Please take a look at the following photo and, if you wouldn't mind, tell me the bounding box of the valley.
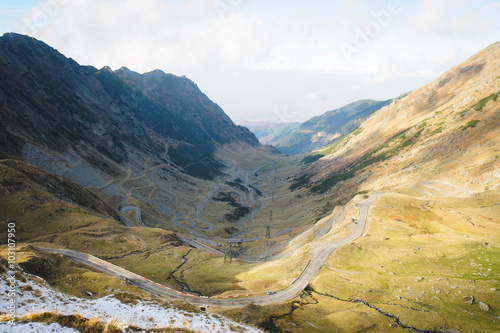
[5,174,497,332]
[0,33,499,333]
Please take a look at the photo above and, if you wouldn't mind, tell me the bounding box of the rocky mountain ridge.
[0,33,263,183]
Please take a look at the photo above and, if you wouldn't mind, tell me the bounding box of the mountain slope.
[274,99,392,155]
[0,158,180,248]
[291,42,500,198]
[0,33,262,182]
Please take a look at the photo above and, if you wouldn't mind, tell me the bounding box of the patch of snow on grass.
[0,322,79,332]
[0,274,261,332]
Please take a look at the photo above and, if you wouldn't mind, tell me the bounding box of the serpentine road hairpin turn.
[120,206,146,227]
[38,192,384,307]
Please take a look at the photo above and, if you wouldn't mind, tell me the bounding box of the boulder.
[478,302,490,311]
[462,296,474,304]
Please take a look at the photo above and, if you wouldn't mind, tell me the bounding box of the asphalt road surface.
[117,213,134,227]
[38,192,383,307]
[121,206,146,227]
[176,234,224,257]
[421,181,449,197]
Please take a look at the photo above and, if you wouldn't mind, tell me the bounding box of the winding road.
[172,157,286,240]
[120,206,146,227]
[176,235,224,257]
[171,182,261,236]
[38,192,383,307]
[112,157,295,244]
[117,212,135,227]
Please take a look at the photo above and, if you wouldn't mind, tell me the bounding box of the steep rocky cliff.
[0,33,261,182]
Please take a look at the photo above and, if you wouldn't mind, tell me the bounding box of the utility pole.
[272,192,275,202]
[266,211,274,241]
[222,242,238,263]
[224,242,232,263]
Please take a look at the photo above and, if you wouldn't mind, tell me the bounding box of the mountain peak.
[100,65,114,72]
[1,32,60,56]
[0,34,262,181]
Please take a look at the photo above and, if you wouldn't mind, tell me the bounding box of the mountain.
[292,42,500,199]
[1,33,499,333]
[273,99,393,155]
[0,33,265,183]
[238,121,300,145]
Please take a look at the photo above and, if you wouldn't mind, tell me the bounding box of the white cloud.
[17,0,275,74]
[413,0,495,35]
[306,91,329,101]
[371,56,435,83]
[369,39,466,83]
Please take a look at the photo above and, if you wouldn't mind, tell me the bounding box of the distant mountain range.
[276,99,393,155]
[0,33,264,182]
[0,33,282,234]
[238,121,300,146]
[243,99,393,155]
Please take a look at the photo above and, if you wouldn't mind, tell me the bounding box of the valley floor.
[1,157,499,332]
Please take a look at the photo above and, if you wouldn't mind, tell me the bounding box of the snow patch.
[0,274,262,332]
[0,322,79,333]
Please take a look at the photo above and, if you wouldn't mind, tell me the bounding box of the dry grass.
[17,312,122,333]
[215,189,499,332]
[142,328,197,333]
[284,190,500,332]
[108,246,191,289]
[0,247,151,299]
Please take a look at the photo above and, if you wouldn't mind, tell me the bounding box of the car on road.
[266,291,276,295]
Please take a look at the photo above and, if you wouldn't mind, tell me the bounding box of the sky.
[0,0,499,123]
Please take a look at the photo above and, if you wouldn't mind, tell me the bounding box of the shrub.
[462,120,480,131]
